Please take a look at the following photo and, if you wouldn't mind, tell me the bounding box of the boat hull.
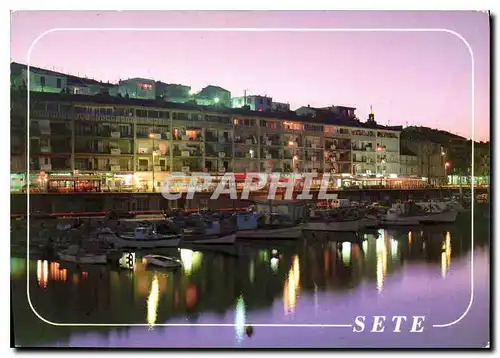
[58,253,108,264]
[236,226,302,240]
[379,218,420,226]
[145,257,182,269]
[303,218,374,232]
[418,210,457,224]
[191,233,237,245]
[110,235,182,248]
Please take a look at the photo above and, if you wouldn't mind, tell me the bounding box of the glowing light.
[179,249,203,276]
[362,240,368,253]
[284,256,301,315]
[149,133,155,138]
[147,275,159,328]
[445,161,451,168]
[390,239,398,260]
[214,97,220,103]
[270,257,279,272]
[234,295,246,343]
[376,237,388,293]
[342,242,351,265]
[288,141,294,146]
[293,155,298,160]
[441,232,452,278]
[408,231,412,245]
[37,260,48,288]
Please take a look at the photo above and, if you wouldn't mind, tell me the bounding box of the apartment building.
[12,90,403,192]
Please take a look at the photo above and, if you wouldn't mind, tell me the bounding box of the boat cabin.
[254,200,308,223]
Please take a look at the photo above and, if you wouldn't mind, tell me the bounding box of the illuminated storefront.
[447,174,489,186]
[10,173,26,192]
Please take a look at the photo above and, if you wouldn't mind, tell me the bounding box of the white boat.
[58,248,108,265]
[191,233,237,245]
[382,203,457,226]
[143,254,182,269]
[106,226,183,249]
[236,200,307,240]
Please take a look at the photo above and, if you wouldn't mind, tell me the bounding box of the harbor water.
[11,208,490,348]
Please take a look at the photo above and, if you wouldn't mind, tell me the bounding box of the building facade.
[155,82,192,103]
[232,95,272,112]
[196,85,231,107]
[11,63,67,94]
[12,91,402,193]
[110,78,156,100]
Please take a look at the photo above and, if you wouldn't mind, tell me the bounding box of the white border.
[26,27,474,329]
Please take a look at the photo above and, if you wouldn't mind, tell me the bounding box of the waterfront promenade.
[11,186,485,218]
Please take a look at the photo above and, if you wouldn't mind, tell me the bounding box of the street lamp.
[445,161,451,183]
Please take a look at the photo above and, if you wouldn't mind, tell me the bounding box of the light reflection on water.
[147,275,159,328]
[11,219,490,347]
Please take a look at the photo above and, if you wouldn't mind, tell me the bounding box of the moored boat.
[105,224,183,249]
[57,246,108,264]
[235,201,306,240]
[191,232,237,245]
[382,202,457,226]
[143,254,182,269]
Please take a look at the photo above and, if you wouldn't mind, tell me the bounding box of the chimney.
[307,104,310,108]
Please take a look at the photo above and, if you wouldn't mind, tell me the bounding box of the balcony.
[234,136,257,145]
[30,110,68,120]
[352,146,374,152]
[305,142,321,150]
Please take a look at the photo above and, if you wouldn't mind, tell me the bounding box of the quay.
[10,186,485,218]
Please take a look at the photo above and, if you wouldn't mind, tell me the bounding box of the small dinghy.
[57,246,108,265]
[108,224,183,249]
[143,254,182,269]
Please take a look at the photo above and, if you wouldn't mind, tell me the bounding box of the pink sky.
[10,11,490,141]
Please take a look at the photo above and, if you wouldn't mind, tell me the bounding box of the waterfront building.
[400,128,447,185]
[11,90,404,193]
[399,148,419,177]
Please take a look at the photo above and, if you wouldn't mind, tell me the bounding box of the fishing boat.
[381,202,457,226]
[143,254,182,269]
[415,200,468,213]
[191,232,237,245]
[104,224,183,249]
[57,246,108,265]
[179,215,238,245]
[235,201,306,240]
[304,207,378,232]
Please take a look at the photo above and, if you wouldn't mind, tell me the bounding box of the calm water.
[11,211,490,348]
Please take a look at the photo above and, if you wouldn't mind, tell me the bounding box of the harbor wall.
[10,187,485,216]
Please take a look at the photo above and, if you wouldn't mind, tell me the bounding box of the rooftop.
[12,89,401,131]
[11,62,114,88]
